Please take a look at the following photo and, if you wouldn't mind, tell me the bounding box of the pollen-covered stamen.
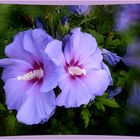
[68,66,86,76]
[17,68,44,81]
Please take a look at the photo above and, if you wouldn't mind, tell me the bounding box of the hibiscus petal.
[5,32,33,64]
[23,29,53,60]
[4,78,29,110]
[0,58,32,82]
[23,29,41,60]
[82,69,110,96]
[40,54,60,92]
[81,47,103,71]
[101,62,113,85]
[16,84,56,125]
[44,39,65,65]
[32,29,53,51]
[63,28,97,64]
[57,76,93,108]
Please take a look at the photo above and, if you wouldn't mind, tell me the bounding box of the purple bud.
[108,86,122,99]
[61,16,69,26]
[102,49,121,65]
[35,17,46,30]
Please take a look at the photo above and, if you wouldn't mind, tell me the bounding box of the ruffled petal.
[81,47,103,71]
[4,78,30,110]
[63,28,97,64]
[57,76,93,108]
[16,84,56,125]
[82,69,110,96]
[5,32,34,64]
[40,54,60,92]
[31,29,53,51]
[44,39,65,65]
[101,62,113,85]
[23,29,53,60]
[0,58,32,82]
[23,29,41,60]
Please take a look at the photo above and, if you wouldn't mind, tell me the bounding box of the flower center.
[67,66,86,76]
[17,68,44,81]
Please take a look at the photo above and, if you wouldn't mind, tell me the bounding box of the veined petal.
[40,54,60,92]
[0,58,32,82]
[5,32,34,64]
[81,47,103,71]
[31,29,53,51]
[44,39,65,65]
[57,76,93,108]
[82,69,110,96]
[63,28,97,64]
[23,29,53,58]
[23,29,41,60]
[17,84,56,125]
[4,78,30,110]
[101,62,113,85]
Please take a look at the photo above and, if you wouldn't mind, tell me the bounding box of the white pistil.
[68,66,86,76]
[17,68,44,81]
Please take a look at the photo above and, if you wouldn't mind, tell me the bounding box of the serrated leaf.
[81,108,91,128]
[117,71,129,88]
[94,101,105,111]
[94,93,120,111]
[99,98,120,108]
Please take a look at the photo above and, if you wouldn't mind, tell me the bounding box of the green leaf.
[117,71,129,88]
[5,114,18,135]
[94,101,105,111]
[94,93,120,111]
[81,108,91,128]
[57,22,69,39]
[99,98,120,108]
[0,103,6,111]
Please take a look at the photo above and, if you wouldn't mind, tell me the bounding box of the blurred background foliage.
[0,4,140,136]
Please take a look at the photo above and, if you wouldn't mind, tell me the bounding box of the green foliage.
[0,103,6,111]
[94,93,120,111]
[81,107,91,128]
[117,71,129,88]
[4,113,18,135]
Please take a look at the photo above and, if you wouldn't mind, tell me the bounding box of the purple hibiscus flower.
[0,29,62,125]
[52,28,112,108]
[102,49,121,65]
[127,82,140,109]
[124,82,140,125]
[115,4,140,31]
[122,39,140,69]
[68,5,90,15]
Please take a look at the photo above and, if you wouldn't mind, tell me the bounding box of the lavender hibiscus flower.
[53,28,112,108]
[0,29,62,125]
[124,82,140,125]
[122,39,140,69]
[115,4,140,31]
